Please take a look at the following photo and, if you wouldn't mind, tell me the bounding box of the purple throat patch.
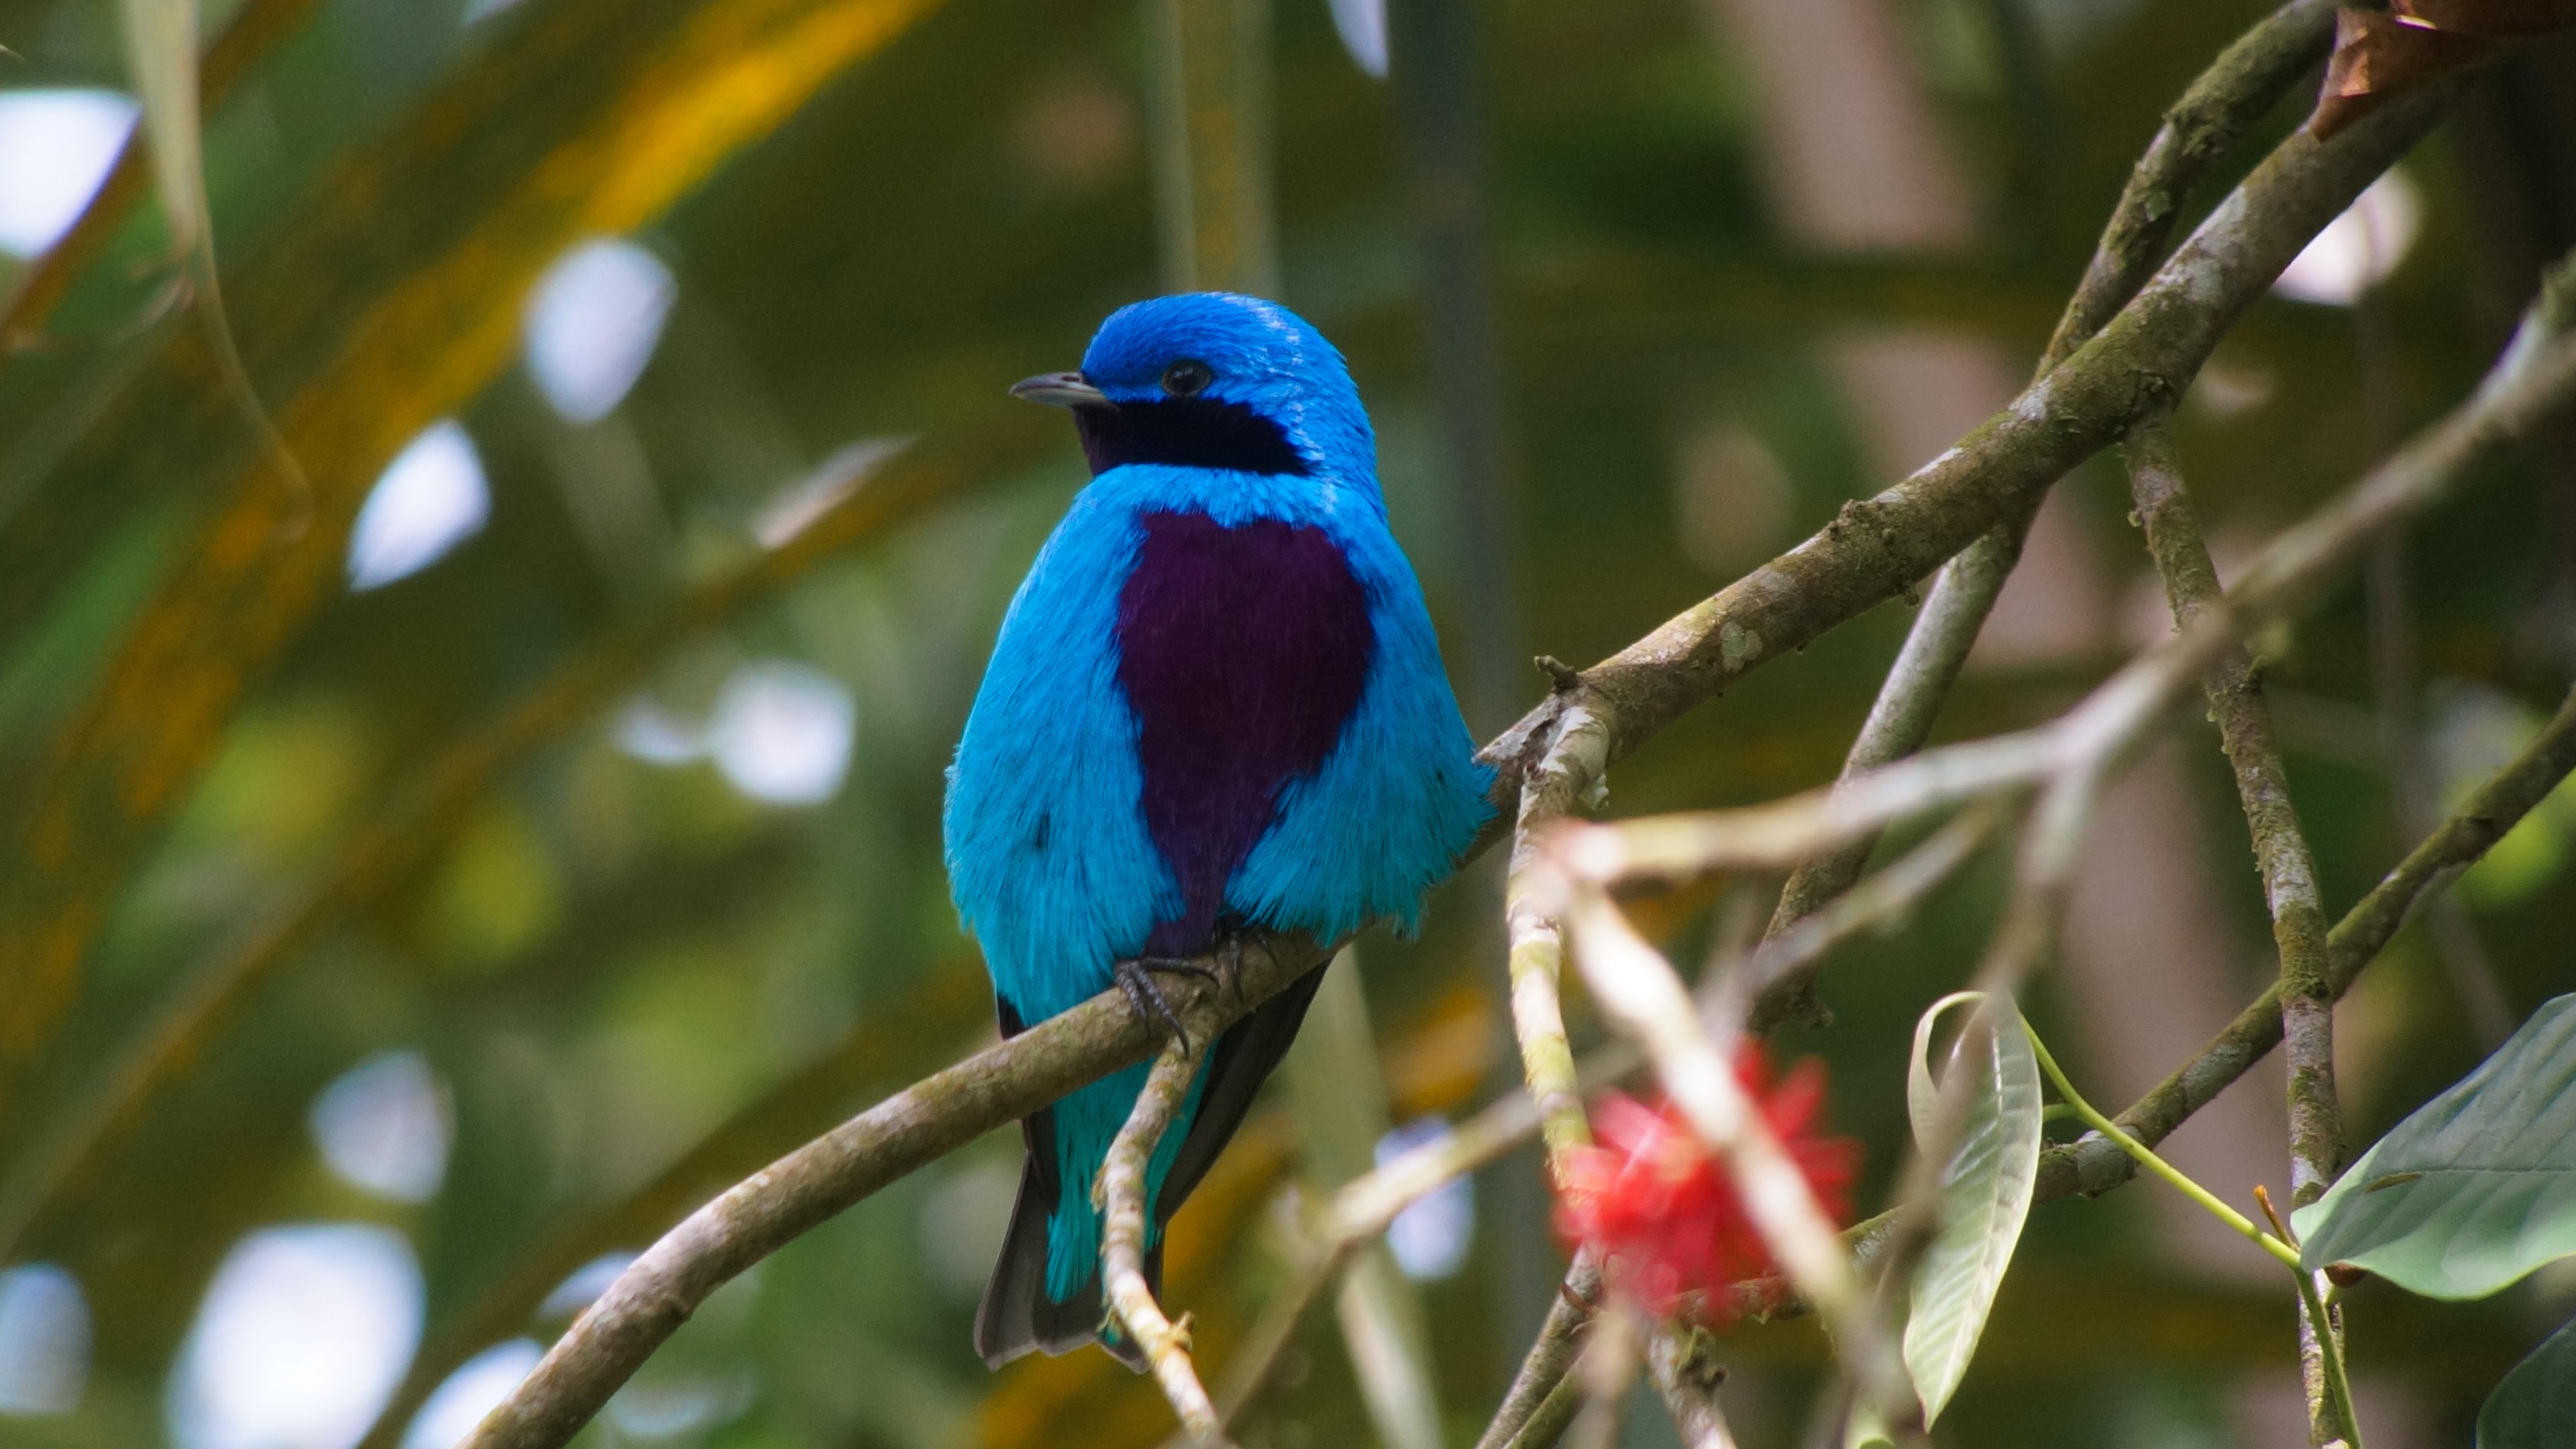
[1114,511,1374,954]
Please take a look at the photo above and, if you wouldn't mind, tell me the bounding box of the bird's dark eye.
[1160,360,1214,397]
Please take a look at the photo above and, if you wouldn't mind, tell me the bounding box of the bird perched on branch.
[945,292,1493,1367]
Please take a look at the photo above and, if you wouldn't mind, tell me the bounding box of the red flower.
[1552,1047,1859,1317]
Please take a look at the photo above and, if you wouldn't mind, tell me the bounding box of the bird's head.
[1011,292,1374,488]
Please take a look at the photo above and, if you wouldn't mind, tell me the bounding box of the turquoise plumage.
[944,292,1492,1366]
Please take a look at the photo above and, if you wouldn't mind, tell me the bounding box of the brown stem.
[1103,1039,1234,1447]
[2122,411,2353,1445]
[1749,0,2349,1031]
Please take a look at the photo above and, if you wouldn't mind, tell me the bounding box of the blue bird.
[944,292,1494,1367]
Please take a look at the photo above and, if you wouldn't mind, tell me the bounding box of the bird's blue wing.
[945,489,1176,1023]
[944,488,1210,1352]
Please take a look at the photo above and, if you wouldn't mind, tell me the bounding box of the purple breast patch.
[1115,511,1374,953]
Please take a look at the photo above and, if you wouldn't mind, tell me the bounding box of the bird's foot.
[1112,956,1213,1053]
[1211,925,1273,997]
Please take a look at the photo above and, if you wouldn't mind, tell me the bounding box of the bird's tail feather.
[976,963,1334,1373]
[974,1150,1152,1370]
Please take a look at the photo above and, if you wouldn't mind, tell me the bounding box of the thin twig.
[1566,315,2576,899]
[2124,410,2356,1445]
[1748,679,2576,1317]
[1564,1301,1640,1449]
[1103,1039,1234,1447]
[1477,692,1618,1449]
[1750,0,2348,1031]
[1478,1252,1603,1449]
[1707,802,2004,1043]
[1646,1324,1738,1449]
[1554,883,1909,1412]
[2037,680,2576,1203]
[1508,695,1616,1177]
[1215,1041,1641,1425]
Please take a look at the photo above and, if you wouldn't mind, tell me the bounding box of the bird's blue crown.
[1068,292,1378,489]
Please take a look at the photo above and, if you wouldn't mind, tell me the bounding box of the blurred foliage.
[0,0,2570,1445]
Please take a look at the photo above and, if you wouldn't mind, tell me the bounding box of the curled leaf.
[2309,2,2573,138]
[1900,991,2043,1425]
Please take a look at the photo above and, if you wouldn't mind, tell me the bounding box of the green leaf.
[2294,994,2576,1297]
[1843,1397,1897,1449]
[117,0,207,259]
[1901,990,2043,1424]
[2478,1313,2576,1449]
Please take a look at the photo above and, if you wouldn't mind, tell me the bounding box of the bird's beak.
[1009,371,1112,409]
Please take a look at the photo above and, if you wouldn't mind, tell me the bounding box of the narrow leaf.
[2478,1313,2576,1449]
[118,0,206,258]
[1907,990,1986,1148]
[2295,994,2576,1298]
[1902,993,2043,1424]
[118,0,308,511]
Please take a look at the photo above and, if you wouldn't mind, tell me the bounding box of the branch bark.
[2124,412,2353,1444]
[1749,0,2349,1031]
[456,934,1329,1448]
[1505,687,1614,1176]
[1104,1039,1233,1446]
[2039,677,2576,1203]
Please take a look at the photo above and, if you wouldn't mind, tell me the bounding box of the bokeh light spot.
[709,661,856,807]
[348,421,490,591]
[401,1339,540,1449]
[310,1050,453,1204]
[538,1253,636,1320]
[1376,1118,1472,1280]
[0,90,138,257]
[2274,170,2421,307]
[168,1224,423,1449]
[0,1264,90,1417]
[1328,0,1388,77]
[523,238,677,423]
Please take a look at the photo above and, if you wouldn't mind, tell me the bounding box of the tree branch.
[1505,687,1614,1176]
[2040,675,2576,1203]
[1757,676,2576,1314]
[2123,410,2353,1444]
[1103,1038,1233,1446]
[1749,0,2348,1031]
[456,935,1325,1449]
[352,969,992,1449]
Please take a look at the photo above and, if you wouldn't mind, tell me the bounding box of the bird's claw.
[1113,957,1198,1053]
[1110,935,1271,1052]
